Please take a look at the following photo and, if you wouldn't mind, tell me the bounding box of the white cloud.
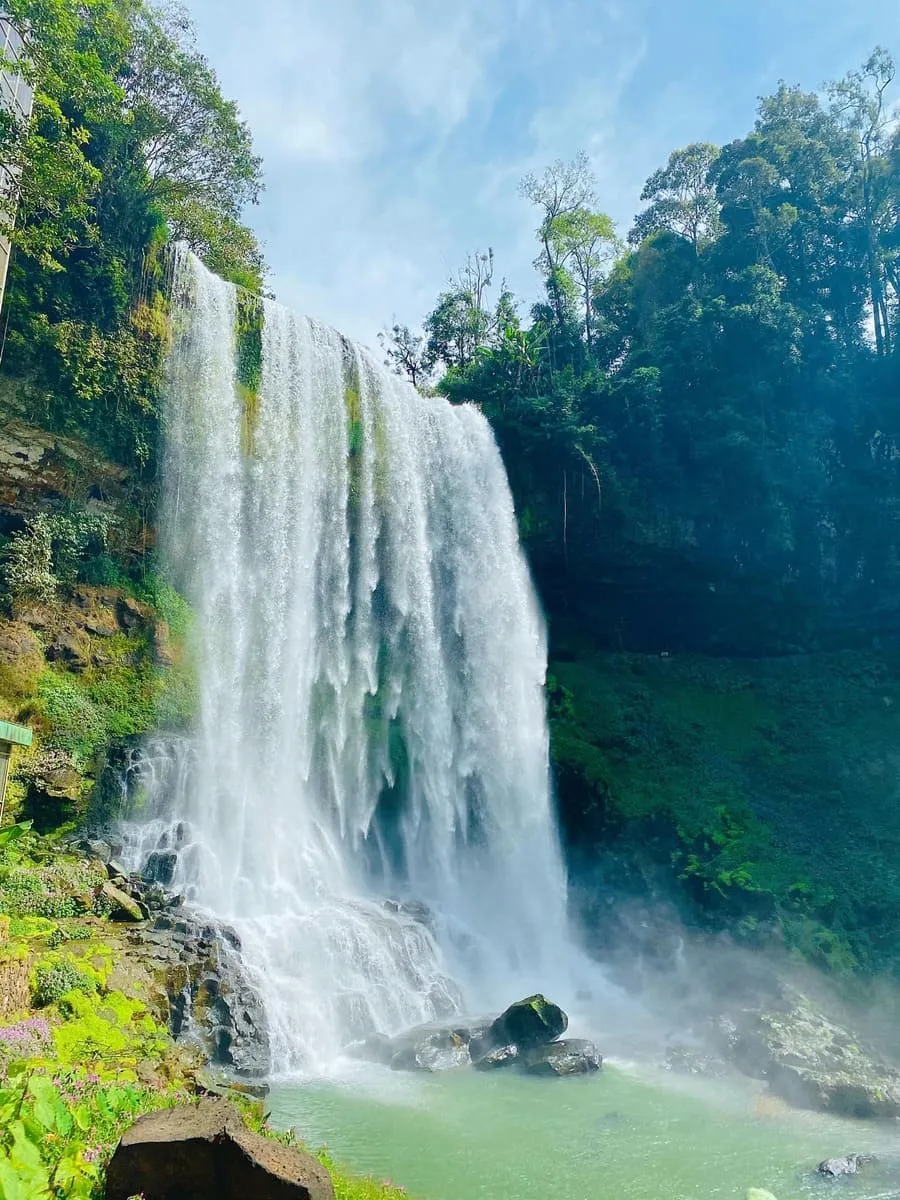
[184,0,900,346]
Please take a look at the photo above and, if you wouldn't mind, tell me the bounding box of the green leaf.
[0,822,32,850]
[27,1075,63,1133]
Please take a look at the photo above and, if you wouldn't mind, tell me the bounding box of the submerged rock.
[817,1155,874,1177]
[717,993,900,1118]
[383,1019,491,1073]
[520,1039,601,1077]
[105,1098,334,1200]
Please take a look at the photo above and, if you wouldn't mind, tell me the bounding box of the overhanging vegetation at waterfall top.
[0,0,266,472]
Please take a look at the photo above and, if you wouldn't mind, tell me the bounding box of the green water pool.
[268,1062,900,1200]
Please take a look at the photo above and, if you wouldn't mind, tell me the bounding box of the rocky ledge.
[72,832,270,1081]
[351,994,602,1079]
[715,989,900,1119]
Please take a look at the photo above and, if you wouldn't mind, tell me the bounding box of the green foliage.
[235,289,264,454]
[32,959,96,1008]
[0,0,266,469]
[136,572,191,639]
[1,511,110,607]
[0,1064,184,1198]
[124,1,265,291]
[549,646,900,976]
[0,845,103,921]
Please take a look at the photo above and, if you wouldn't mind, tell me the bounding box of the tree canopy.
[386,48,900,655]
[0,0,266,468]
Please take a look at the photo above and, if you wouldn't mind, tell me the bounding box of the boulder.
[817,1155,874,1177]
[470,994,567,1061]
[350,1016,494,1072]
[472,1044,519,1071]
[387,1021,475,1073]
[85,839,112,864]
[717,993,900,1118]
[520,1039,601,1077]
[100,880,145,922]
[104,1098,335,1200]
[144,850,178,886]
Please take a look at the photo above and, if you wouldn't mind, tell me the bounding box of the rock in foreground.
[104,1098,335,1200]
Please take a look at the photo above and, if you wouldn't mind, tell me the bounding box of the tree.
[424,249,498,369]
[629,143,722,250]
[122,1,265,288]
[829,47,897,355]
[0,0,130,270]
[520,154,597,326]
[547,207,618,348]
[378,323,432,389]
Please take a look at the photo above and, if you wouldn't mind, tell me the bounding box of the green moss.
[51,988,169,1068]
[235,289,263,456]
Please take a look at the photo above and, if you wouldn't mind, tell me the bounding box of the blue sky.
[184,0,900,351]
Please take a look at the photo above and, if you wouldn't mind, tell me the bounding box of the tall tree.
[629,143,722,251]
[520,153,597,327]
[122,1,265,288]
[829,47,897,355]
[547,207,618,349]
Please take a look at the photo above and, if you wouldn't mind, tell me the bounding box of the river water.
[269,1064,900,1200]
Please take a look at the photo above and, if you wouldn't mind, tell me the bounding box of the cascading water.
[140,247,575,1074]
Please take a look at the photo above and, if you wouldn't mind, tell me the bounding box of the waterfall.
[148,248,572,1074]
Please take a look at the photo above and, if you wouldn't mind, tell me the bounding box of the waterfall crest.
[149,248,571,1073]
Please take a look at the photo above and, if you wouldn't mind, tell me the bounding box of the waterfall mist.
[144,248,576,1074]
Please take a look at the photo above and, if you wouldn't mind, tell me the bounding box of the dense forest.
[383,50,900,657]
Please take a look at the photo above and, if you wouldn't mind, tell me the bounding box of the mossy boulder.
[470,994,568,1062]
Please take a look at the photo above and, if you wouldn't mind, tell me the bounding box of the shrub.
[33,959,96,1008]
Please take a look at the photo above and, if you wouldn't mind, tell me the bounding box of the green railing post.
[0,719,33,826]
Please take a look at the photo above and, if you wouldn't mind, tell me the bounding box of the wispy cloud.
[185,0,899,348]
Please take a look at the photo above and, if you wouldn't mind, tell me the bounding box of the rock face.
[104,1098,335,1200]
[130,913,270,1077]
[717,993,900,1118]
[520,1039,602,1077]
